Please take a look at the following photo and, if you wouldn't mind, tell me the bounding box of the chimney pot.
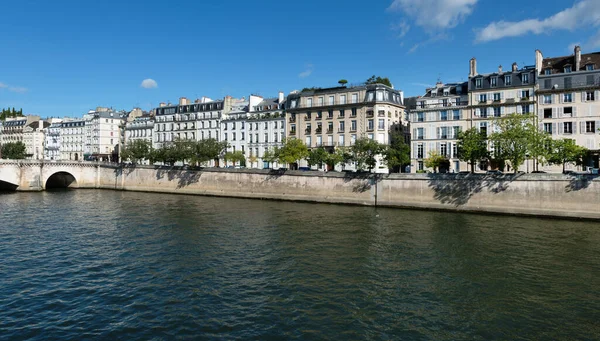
[498,65,503,73]
[512,62,518,72]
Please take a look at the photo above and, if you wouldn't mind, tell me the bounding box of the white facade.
[60,120,86,161]
[44,121,62,160]
[125,116,154,145]
[23,120,46,160]
[86,109,125,161]
[410,82,469,173]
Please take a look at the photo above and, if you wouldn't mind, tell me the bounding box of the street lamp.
[526,153,530,173]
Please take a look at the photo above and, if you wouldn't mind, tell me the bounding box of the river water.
[1,190,599,340]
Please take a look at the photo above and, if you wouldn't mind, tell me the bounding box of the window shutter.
[580,121,585,134]
[596,121,600,133]
[552,108,557,118]
[436,127,440,139]
[413,144,417,158]
[582,92,586,102]
[558,107,564,116]
[412,128,417,139]
[517,91,521,99]
[595,91,599,101]
[559,94,563,103]
[538,108,543,118]
[501,107,505,115]
[436,142,440,153]
[517,105,522,114]
[573,122,577,134]
[530,104,534,114]
[552,123,557,135]
[573,106,577,117]
[501,92,504,100]
[475,108,480,117]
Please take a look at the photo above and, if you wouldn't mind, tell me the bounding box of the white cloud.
[388,0,478,33]
[475,0,600,43]
[391,20,410,38]
[0,82,27,93]
[140,78,158,89]
[298,64,314,78]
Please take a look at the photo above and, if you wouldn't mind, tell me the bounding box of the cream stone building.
[60,120,86,161]
[536,46,600,170]
[285,84,406,172]
[23,120,48,160]
[245,93,286,169]
[1,115,41,145]
[409,82,469,173]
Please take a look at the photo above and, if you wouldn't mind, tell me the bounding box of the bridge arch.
[45,171,78,189]
[0,179,18,191]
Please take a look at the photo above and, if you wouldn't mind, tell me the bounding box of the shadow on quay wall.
[155,167,203,189]
[564,173,599,192]
[426,173,521,207]
[343,172,377,193]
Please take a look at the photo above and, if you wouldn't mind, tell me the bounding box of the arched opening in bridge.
[45,172,78,189]
[0,180,18,192]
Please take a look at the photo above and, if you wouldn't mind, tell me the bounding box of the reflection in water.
[0,190,599,340]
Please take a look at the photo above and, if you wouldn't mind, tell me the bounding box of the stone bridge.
[0,160,119,191]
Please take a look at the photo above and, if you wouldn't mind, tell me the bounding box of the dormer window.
[522,73,530,84]
[431,91,436,97]
[490,77,497,87]
[505,75,512,85]
[544,69,551,75]
[587,64,595,71]
[443,91,449,96]
[564,66,572,73]
[475,78,482,89]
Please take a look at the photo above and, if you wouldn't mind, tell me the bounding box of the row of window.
[478,90,531,102]
[414,126,462,140]
[542,121,597,134]
[224,132,285,143]
[224,121,283,131]
[414,110,462,122]
[289,119,387,135]
[475,73,530,88]
[413,142,458,159]
[541,91,597,104]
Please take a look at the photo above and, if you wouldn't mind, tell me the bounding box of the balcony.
[304,116,311,121]
[367,127,374,132]
[521,97,530,101]
[288,117,296,123]
[366,112,374,118]
[316,115,323,120]
[326,115,334,120]
[305,128,311,134]
[326,129,333,134]
[316,128,322,134]
[289,130,296,135]
[412,101,468,109]
[338,128,345,133]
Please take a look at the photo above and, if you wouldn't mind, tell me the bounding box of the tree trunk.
[470,160,475,173]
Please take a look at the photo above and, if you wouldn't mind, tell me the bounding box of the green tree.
[276,138,309,169]
[0,141,26,159]
[547,139,588,173]
[365,75,392,87]
[424,150,447,173]
[0,107,24,120]
[120,139,152,164]
[384,129,410,173]
[490,113,535,173]
[224,150,246,167]
[262,147,279,169]
[457,127,489,173]
[527,125,553,172]
[192,138,228,166]
[306,147,329,168]
[350,137,384,171]
[338,79,348,86]
[329,147,353,170]
[247,154,258,168]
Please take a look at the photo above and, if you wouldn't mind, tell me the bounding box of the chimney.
[512,62,518,72]
[179,97,188,105]
[278,91,284,104]
[575,45,581,71]
[159,102,166,108]
[469,57,477,77]
[498,65,503,74]
[535,49,544,75]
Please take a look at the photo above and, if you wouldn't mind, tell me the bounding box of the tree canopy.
[384,128,410,173]
[224,150,246,167]
[0,141,26,159]
[490,113,535,173]
[0,108,24,120]
[276,138,309,167]
[457,127,488,173]
[350,137,385,171]
[424,151,447,173]
[547,139,588,173]
[121,140,152,164]
[365,75,392,87]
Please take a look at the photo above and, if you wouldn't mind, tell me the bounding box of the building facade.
[536,46,600,169]
[286,84,406,172]
[246,93,286,168]
[60,120,86,161]
[1,115,41,145]
[44,120,62,160]
[410,82,469,173]
[468,58,537,171]
[125,116,154,146]
[85,108,125,161]
[23,120,48,160]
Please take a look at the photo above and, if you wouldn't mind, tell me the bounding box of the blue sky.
[1,0,600,117]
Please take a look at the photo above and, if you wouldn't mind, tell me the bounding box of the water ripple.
[1,190,599,340]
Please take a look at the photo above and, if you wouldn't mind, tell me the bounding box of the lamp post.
[526,153,530,173]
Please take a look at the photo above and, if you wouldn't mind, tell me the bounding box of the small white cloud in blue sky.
[141,79,158,89]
